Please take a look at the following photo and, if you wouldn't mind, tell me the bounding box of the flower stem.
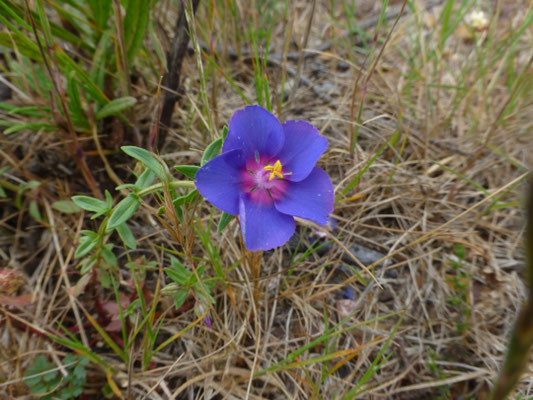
[137,180,196,198]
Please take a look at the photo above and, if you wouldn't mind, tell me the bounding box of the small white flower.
[466,10,489,31]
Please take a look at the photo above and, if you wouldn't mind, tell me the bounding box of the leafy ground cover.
[0,0,532,398]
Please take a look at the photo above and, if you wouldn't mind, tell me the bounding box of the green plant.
[163,256,215,313]
[24,354,89,399]
[426,349,451,399]
[0,0,156,197]
[446,244,470,335]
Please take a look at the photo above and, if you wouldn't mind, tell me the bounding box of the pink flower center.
[241,157,289,204]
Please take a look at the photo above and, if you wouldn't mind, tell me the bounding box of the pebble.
[342,243,386,268]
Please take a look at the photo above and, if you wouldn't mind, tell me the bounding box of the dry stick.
[490,176,533,400]
[23,0,102,199]
[156,0,201,151]
[87,106,124,189]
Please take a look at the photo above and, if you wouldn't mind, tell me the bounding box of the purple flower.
[195,105,334,251]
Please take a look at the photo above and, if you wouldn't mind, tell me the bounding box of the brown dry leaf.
[424,13,437,29]
[0,293,33,307]
[68,272,91,298]
[0,268,24,295]
[455,24,474,40]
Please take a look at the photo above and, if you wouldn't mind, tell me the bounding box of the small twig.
[87,105,124,189]
[157,0,201,151]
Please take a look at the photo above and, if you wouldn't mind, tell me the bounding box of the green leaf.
[90,30,113,91]
[217,212,234,232]
[63,353,76,366]
[123,0,149,62]
[16,181,41,209]
[7,105,48,117]
[115,183,136,191]
[173,290,188,309]
[165,267,189,284]
[107,193,141,231]
[201,138,223,166]
[79,257,97,274]
[73,365,86,380]
[99,268,111,288]
[22,181,42,190]
[174,165,200,180]
[0,32,42,63]
[88,0,112,31]
[31,383,49,395]
[75,236,99,258]
[52,200,82,214]
[105,190,113,209]
[134,168,155,189]
[29,200,42,222]
[67,72,88,129]
[72,195,108,213]
[80,230,99,240]
[121,146,166,181]
[36,0,53,49]
[26,355,52,374]
[173,190,198,207]
[0,0,89,51]
[24,376,41,387]
[165,257,191,284]
[0,166,7,198]
[116,223,137,250]
[43,369,57,383]
[96,96,137,119]
[100,244,117,267]
[57,48,108,104]
[221,125,228,140]
[3,122,54,135]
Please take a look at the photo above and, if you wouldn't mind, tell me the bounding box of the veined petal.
[195,149,245,215]
[276,120,328,182]
[239,195,295,251]
[274,167,334,225]
[222,105,284,159]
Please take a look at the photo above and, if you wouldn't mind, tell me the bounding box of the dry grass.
[1,0,532,399]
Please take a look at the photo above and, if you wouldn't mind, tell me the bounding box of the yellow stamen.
[263,160,284,181]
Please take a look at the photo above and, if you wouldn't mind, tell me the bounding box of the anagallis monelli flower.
[195,105,334,251]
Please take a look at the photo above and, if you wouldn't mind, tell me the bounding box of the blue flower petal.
[195,149,245,215]
[276,120,328,182]
[222,105,285,159]
[239,195,295,251]
[274,167,334,225]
